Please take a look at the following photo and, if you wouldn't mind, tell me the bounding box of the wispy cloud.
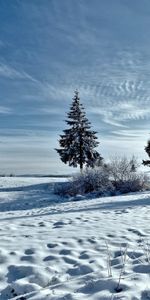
[111,129,150,139]
[0,63,37,82]
[0,106,13,114]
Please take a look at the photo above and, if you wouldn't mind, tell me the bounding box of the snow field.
[0,177,149,299]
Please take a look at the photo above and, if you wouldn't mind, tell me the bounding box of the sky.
[0,0,150,175]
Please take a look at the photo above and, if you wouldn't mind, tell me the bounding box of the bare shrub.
[54,178,85,197]
[54,181,74,197]
[54,156,149,197]
[71,167,114,195]
[54,166,114,196]
[108,156,138,184]
[108,156,149,194]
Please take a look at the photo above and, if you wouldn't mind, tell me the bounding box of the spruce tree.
[143,140,150,166]
[56,90,103,171]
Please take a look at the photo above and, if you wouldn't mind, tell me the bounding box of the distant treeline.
[0,174,71,178]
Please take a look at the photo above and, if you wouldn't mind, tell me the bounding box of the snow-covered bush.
[71,167,114,195]
[108,156,138,184]
[114,173,148,194]
[54,166,114,196]
[54,156,149,197]
[108,156,149,194]
[54,179,85,196]
[54,181,74,197]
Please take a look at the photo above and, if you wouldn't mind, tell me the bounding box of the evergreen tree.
[56,90,103,171]
[143,140,150,166]
[130,155,138,172]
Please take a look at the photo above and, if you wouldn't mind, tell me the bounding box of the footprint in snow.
[9,251,16,256]
[53,221,65,228]
[133,264,150,274]
[43,255,56,261]
[63,256,77,265]
[61,241,68,245]
[128,228,146,237]
[127,251,143,259]
[107,234,115,238]
[79,253,90,260]
[113,250,123,258]
[79,251,90,260]
[60,249,72,255]
[77,239,84,244]
[24,248,35,255]
[23,234,32,238]
[67,264,93,276]
[47,243,58,249]
[21,255,35,263]
[38,222,45,227]
[87,238,97,244]
[7,265,33,283]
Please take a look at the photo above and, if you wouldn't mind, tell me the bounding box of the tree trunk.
[79,130,83,173]
[80,160,83,173]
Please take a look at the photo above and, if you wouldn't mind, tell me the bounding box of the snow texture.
[0,176,149,299]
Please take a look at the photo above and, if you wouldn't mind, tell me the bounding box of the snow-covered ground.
[0,177,150,300]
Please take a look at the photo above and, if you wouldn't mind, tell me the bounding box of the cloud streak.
[0,63,28,79]
[0,106,13,114]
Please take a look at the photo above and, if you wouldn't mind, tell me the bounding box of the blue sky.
[0,0,150,174]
